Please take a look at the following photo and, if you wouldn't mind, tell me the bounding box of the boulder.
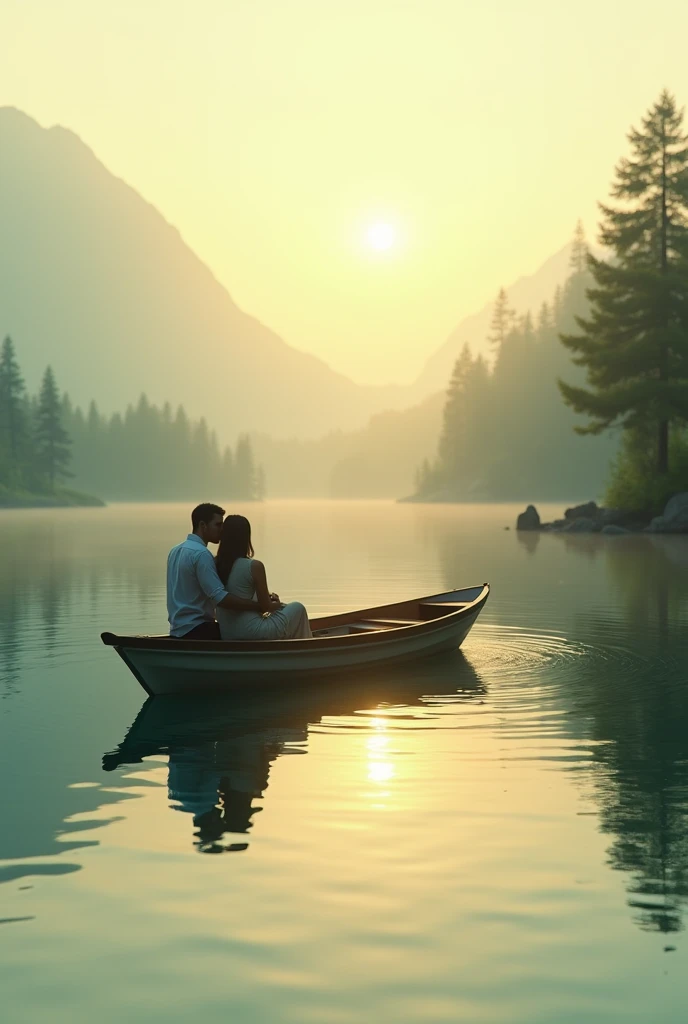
[516,505,540,531]
[565,501,600,521]
[646,492,688,533]
[600,507,633,527]
[563,517,598,533]
[601,524,631,536]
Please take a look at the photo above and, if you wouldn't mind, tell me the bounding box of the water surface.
[1,501,687,1022]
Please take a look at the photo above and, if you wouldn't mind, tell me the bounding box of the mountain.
[252,390,443,498]
[0,106,590,473]
[0,107,406,439]
[411,243,578,397]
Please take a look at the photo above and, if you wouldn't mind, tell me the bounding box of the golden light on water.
[367,761,395,784]
[366,716,395,784]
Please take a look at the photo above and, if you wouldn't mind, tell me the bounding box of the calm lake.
[1,500,687,1023]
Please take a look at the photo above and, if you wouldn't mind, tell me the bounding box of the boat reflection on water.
[102,651,486,854]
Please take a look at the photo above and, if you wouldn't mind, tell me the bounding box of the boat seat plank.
[360,617,419,627]
[418,601,468,620]
[311,625,351,637]
[346,618,416,633]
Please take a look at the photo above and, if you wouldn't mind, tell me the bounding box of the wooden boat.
[101,584,489,696]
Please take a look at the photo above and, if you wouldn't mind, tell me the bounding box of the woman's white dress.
[216,558,312,641]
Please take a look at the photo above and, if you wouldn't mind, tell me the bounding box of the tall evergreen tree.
[488,288,515,349]
[35,366,72,490]
[436,344,475,478]
[221,445,234,485]
[537,302,553,337]
[569,219,588,274]
[560,91,688,476]
[0,336,28,484]
[255,465,266,501]
[234,434,257,499]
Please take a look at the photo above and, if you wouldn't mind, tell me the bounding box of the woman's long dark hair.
[215,515,254,584]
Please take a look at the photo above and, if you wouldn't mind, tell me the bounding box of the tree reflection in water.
[436,519,688,936]
[578,535,688,935]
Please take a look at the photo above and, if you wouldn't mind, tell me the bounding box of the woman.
[215,515,312,641]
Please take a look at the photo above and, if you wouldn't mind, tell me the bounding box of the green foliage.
[65,397,264,501]
[560,90,688,474]
[233,435,257,500]
[0,341,265,502]
[0,483,103,508]
[488,288,515,349]
[413,224,616,502]
[433,344,491,495]
[34,366,72,489]
[569,219,588,275]
[0,335,28,486]
[605,427,688,513]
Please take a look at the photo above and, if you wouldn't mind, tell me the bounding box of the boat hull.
[104,585,489,696]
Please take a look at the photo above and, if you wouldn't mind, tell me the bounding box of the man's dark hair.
[191,503,225,532]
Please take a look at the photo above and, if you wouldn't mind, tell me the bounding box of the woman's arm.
[250,560,283,614]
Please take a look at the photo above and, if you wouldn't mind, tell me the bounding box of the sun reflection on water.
[366,717,395,786]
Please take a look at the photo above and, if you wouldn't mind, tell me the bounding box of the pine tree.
[255,465,266,501]
[519,311,535,343]
[34,366,72,490]
[436,344,474,476]
[414,458,434,497]
[537,302,553,336]
[569,219,588,274]
[234,434,257,499]
[560,91,688,476]
[488,288,515,349]
[0,336,28,484]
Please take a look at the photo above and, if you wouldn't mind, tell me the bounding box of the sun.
[365,221,397,252]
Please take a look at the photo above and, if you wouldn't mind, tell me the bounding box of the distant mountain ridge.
[0,107,406,439]
[411,243,579,397]
[0,107,581,445]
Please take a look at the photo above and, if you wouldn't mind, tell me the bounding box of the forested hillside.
[64,397,263,502]
[412,228,617,501]
[0,336,263,505]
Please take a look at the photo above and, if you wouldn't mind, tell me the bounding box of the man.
[167,503,260,640]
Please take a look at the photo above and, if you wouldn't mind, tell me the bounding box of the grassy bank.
[0,485,105,508]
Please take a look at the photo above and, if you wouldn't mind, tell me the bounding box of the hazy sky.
[1,0,686,384]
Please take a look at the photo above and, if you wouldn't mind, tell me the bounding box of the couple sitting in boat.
[167,503,312,642]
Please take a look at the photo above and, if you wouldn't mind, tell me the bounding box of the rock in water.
[601,524,631,536]
[565,501,600,521]
[516,505,540,531]
[647,492,688,533]
[563,517,598,533]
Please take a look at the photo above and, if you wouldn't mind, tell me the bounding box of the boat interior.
[310,591,478,638]
[102,588,487,646]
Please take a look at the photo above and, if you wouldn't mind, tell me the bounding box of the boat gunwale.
[101,584,489,656]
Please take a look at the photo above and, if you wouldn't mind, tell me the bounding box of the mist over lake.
[1,502,687,1022]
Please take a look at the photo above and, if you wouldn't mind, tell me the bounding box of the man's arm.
[217,592,261,612]
[195,551,260,612]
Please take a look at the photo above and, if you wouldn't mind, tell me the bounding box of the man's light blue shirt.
[167,534,229,637]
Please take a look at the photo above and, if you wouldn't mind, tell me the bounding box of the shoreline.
[0,488,105,509]
[516,496,688,536]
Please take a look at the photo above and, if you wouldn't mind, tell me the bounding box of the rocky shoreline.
[516,494,688,535]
